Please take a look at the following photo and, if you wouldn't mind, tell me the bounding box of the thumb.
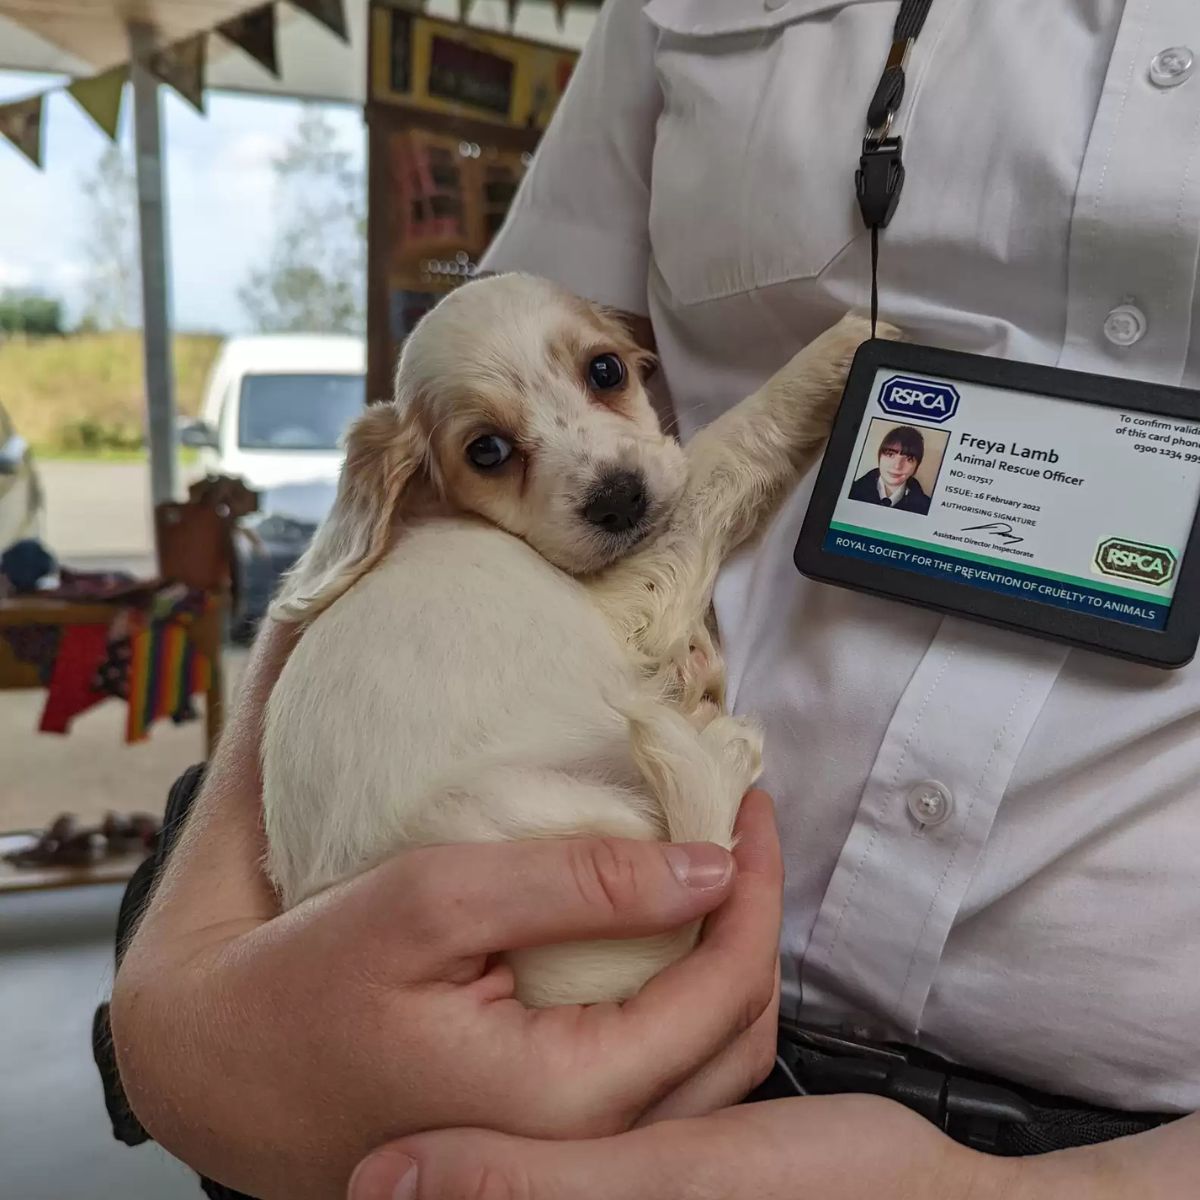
[347,1124,691,1200]
[335,834,736,970]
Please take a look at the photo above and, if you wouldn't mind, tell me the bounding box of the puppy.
[262,274,891,1006]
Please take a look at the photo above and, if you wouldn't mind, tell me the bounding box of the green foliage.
[0,293,64,336]
[0,332,221,454]
[59,418,145,453]
[238,105,366,335]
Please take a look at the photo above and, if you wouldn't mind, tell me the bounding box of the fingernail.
[663,842,733,889]
[349,1151,418,1200]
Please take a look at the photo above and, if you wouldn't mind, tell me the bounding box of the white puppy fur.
[262,274,892,1007]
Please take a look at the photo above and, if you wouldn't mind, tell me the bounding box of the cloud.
[0,259,34,289]
[227,130,280,171]
[49,259,87,287]
[0,76,365,333]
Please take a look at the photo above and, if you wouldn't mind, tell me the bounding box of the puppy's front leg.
[595,314,897,661]
[679,313,897,560]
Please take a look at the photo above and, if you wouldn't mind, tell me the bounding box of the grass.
[0,330,223,455]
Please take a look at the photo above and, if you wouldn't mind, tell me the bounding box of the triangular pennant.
[506,0,519,28]
[0,94,44,168]
[67,67,127,141]
[217,4,280,78]
[552,0,568,29]
[289,0,349,43]
[150,34,207,114]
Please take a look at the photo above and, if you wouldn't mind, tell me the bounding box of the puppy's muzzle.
[581,469,649,534]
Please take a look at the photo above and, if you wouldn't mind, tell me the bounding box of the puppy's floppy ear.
[270,400,425,625]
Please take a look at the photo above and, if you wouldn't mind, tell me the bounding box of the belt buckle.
[776,1019,1035,1153]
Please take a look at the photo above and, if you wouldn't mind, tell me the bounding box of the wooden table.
[0,591,225,752]
[0,590,224,893]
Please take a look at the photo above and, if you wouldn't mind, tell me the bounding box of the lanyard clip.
[856,135,905,230]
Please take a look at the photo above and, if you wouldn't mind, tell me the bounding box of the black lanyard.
[855,0,935,335]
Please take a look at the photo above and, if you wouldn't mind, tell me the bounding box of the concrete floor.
[3,462,239,1196]
[0,884,204,1200]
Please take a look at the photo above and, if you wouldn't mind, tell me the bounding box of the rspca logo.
[878,376,960,424]
[1094,538,1177,587]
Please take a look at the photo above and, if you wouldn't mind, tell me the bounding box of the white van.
[181,334,366,491]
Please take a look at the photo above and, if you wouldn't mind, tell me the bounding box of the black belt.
[746,1018,1182,1156]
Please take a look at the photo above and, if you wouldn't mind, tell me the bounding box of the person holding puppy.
[108,1,1200,1198]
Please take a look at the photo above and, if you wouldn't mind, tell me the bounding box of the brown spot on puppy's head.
[398,274,684,575]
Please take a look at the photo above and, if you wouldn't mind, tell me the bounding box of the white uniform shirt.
[482,0,1200,1111]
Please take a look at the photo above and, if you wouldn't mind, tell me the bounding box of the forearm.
[133,618,296,944]
[107,619,302,1182]
[1020,1110,1200,1199]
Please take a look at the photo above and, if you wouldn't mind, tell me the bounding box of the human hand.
[112,771,782,1200]
[348,1093,1029,1200]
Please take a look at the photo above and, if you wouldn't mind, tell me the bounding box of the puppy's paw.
[686,696,722,733]
[825,311,876,348]
[874,317,904,342]
[830,310,903,345]
[767,312,905,419]
[702,715,765,790]
[817,311,903,368]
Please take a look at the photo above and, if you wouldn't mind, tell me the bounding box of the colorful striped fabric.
[125,598,212,743]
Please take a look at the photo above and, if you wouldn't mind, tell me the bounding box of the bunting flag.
[150,33,207,114]
[291,0,350,43]
[66,67,127,141]
[0,94,45,167]
[217,4,281,79]
[0,0,582,172]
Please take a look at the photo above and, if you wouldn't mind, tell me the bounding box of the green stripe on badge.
[829,521,1169,603]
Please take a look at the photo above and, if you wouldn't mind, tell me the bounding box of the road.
[2,460,247,832]
[40,459,156,574]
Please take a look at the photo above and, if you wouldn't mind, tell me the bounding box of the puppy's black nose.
[582,470,649,533]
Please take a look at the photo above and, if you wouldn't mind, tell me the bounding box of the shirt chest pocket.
[645,0,899,306]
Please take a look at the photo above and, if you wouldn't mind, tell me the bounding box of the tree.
[79,143,140,331]
[238,105,366,334]
[0,292,64,336]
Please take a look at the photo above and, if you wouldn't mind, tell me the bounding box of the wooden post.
[129,22,180,510]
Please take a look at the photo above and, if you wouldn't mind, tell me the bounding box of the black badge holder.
[794,341,1200,668]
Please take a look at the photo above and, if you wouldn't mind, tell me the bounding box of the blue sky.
[0,69,365,333]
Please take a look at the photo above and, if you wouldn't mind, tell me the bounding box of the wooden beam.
[129,22,180,509]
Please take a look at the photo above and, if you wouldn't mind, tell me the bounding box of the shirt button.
[906,781,954,828]
[1150,47,1195,88]
[1103,304,1148,347]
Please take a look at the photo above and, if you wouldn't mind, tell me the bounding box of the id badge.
[795,341,1200,668]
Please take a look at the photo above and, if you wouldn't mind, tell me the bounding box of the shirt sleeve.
[480,0,659,315]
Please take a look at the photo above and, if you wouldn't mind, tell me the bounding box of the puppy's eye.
[466,434,513,470]
[587,353,626,391]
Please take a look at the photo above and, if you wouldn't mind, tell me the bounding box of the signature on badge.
[960,521,1026,547]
